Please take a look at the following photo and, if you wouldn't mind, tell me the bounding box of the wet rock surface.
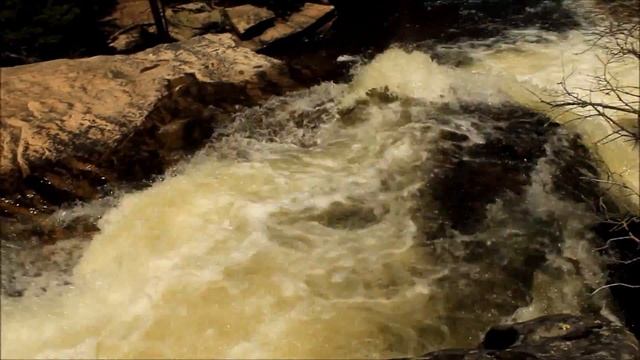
[418,314,640,359]
[0,34,296,224]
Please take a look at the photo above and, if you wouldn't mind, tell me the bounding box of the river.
[1,0,638,358]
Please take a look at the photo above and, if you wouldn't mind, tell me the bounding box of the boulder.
[224,4,276,39]
[420,314,640,360]
[0,34,296,221]
[166,3,225,41]
[243,3,336,50]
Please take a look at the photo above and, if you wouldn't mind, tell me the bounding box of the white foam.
[2,5,631,357]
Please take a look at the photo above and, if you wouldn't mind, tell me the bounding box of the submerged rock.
[422,103,557,235]
[419,314,640,359]
[403,100,625,340]
[0,34,296,221]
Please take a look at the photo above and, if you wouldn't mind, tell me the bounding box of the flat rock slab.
[0,34,295,218]
[244,3,335,50]
[225,4,275,38]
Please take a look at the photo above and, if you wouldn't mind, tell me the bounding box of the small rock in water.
[438,129,470,143]
[313,201,382,230]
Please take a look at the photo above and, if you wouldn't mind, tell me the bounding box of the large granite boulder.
[419,314,640,360]
[0,33,296,221]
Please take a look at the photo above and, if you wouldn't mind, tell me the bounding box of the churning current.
[1,2,638,358]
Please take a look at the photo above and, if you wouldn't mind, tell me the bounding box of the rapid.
[1,0,638,358]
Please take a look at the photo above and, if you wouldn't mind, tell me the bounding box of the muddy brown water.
[1,0,639,357]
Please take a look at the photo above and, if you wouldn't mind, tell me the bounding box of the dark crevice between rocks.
[482,327,521,350]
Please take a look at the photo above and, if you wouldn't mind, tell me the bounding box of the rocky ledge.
[419,314,639,360]
[108,1,336,53]
[0,33,296,224]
